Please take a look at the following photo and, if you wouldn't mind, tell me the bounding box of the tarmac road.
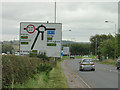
[67,59,119,88]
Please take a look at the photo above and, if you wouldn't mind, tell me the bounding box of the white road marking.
[104,68,118,73]
[76,73,92,89]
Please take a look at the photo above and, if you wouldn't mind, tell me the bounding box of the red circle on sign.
[26,24,35,34]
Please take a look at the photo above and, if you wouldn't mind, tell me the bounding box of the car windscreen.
[118,59,120,62]
[83,59,93,62]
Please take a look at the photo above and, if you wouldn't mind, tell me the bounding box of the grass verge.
[46,60,69,88]
[61,56,82,60]
[95,59,117,66]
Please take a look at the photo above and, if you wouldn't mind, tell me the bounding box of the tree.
[116,34,120,57]
[70,43,90,55]
[90,34,114,55]
[98,39,114,59]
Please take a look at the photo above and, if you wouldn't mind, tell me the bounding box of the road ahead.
[66,59,118,88]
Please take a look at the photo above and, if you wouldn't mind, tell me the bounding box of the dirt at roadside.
[61,60,89,88]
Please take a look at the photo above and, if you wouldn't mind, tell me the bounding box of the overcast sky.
[1,1,119,42]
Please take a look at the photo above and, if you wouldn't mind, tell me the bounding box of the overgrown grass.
[13,73,49,88]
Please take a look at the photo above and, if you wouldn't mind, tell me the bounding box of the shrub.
[2,55,52,88]
[37,53,49,61]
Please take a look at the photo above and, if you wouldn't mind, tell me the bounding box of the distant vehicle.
[83,55,89,58]
[69,55,75,59]
[93,58,99,61]
[79,58,95,71]
[63,47,69,56]
[2,53,7,55]
[116,58,120,69]
[15,52,19,55]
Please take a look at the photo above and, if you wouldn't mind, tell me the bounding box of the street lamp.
[63,29,72,41]
[105,20,117,62]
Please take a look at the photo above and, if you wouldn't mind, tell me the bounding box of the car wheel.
[80,69,83,71]
[117,67,119,69]
[92,69,95,71]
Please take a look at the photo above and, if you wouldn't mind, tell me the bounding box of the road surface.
[61,59,119,88]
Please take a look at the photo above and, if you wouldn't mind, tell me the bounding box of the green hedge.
[2,55,52,88]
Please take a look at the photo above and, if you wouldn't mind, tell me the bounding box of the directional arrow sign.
[20,22,62,57]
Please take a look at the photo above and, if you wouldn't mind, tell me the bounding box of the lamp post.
[105,20,117,62]
[54,1,56,23]
[68,30,72,56]
[63,29,72,42]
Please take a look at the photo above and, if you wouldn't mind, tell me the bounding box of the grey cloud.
[2,2,55,21]
[1,2,118,42]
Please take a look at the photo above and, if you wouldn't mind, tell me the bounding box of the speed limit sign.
[26,24,35,34]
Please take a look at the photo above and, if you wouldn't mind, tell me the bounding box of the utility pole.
[54,1,56,23]
[114,24,116,62]
[95,38,97,56]
[54,1,56,64]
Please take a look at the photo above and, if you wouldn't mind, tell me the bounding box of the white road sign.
[63,47,69,56]
[20,22,62,57]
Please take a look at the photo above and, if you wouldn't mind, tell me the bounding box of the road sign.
[63,47,69,56]
[20,22,62,57]
[47,31,55,35]
[61,50,63,56]
[26,24,35,34]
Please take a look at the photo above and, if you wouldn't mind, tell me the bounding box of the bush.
[2,55,52,88]
[37,53,49,61]
[37,64,52,74]
[29,52,49,61]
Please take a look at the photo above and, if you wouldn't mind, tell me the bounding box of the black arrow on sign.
[30,25,56,50]
[31,31,40,50]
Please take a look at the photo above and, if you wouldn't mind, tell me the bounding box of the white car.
[116,58,120,69]
[79,58,95,71]
[2,53,7,55]
[83,55,89,58]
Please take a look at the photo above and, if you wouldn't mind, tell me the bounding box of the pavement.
[62,59,119,88]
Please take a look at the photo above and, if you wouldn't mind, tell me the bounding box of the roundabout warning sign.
[20,22,62,57]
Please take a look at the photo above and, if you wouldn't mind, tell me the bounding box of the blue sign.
[61,51,63,56]
[47,31,55,35]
